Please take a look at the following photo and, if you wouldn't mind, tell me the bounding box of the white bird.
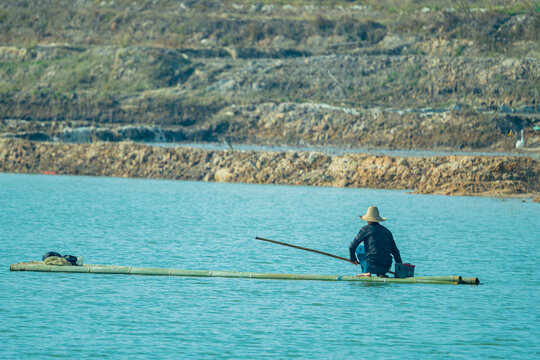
[223,137,234,150]
[515,129,525,149]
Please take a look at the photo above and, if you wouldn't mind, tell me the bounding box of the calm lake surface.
[1,173,538,359]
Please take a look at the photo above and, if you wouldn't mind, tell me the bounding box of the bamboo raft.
[9,262,480,285]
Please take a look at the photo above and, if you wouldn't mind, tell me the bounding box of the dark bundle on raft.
[42,252,80,265]
[9,262,480,285]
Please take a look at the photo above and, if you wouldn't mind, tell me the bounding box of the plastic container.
[394,263,415,278]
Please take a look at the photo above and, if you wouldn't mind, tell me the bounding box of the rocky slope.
[0,0,539,152]
[1,138,539,199]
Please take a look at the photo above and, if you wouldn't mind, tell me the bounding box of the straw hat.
[360,206,386,222]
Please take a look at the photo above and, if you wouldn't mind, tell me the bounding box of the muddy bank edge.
[1,139,539,200]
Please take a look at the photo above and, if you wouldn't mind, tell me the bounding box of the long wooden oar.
[255,236,396,275]
[255,236,356,264]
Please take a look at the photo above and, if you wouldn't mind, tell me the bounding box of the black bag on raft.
[63,255,78,265]
[42,251,62,261]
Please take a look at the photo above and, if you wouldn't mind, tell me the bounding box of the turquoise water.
[1,173,539,359]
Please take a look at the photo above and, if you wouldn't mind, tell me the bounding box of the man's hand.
[352,260,359,265]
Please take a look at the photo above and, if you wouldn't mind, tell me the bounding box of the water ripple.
[0,173,539,359]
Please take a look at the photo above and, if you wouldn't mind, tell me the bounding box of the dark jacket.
[349,222,402,271]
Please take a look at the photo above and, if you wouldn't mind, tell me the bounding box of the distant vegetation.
[0,0,537,51]
[0,0,538,150]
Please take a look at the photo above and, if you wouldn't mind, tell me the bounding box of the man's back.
[351,222,402,269]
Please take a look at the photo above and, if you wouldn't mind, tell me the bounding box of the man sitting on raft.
[349,206,403,277]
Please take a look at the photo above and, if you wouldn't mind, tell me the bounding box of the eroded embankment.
[1,139,539,199]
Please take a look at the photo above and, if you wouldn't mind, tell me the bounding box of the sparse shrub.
[0,8,9,22]
[314,15,334,35]
[454,44,466,57]
[117,32,131,48]
[246,22,263,44]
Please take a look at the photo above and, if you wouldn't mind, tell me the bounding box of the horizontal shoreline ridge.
[1,138,539,200]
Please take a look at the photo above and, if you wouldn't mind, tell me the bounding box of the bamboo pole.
[9,262,479,285]
[255,236,397,275]
[411,276,462,283]
[255,236,356,264]
[459,277,480,285]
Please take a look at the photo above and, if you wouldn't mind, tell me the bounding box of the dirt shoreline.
[1,138,538,201]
